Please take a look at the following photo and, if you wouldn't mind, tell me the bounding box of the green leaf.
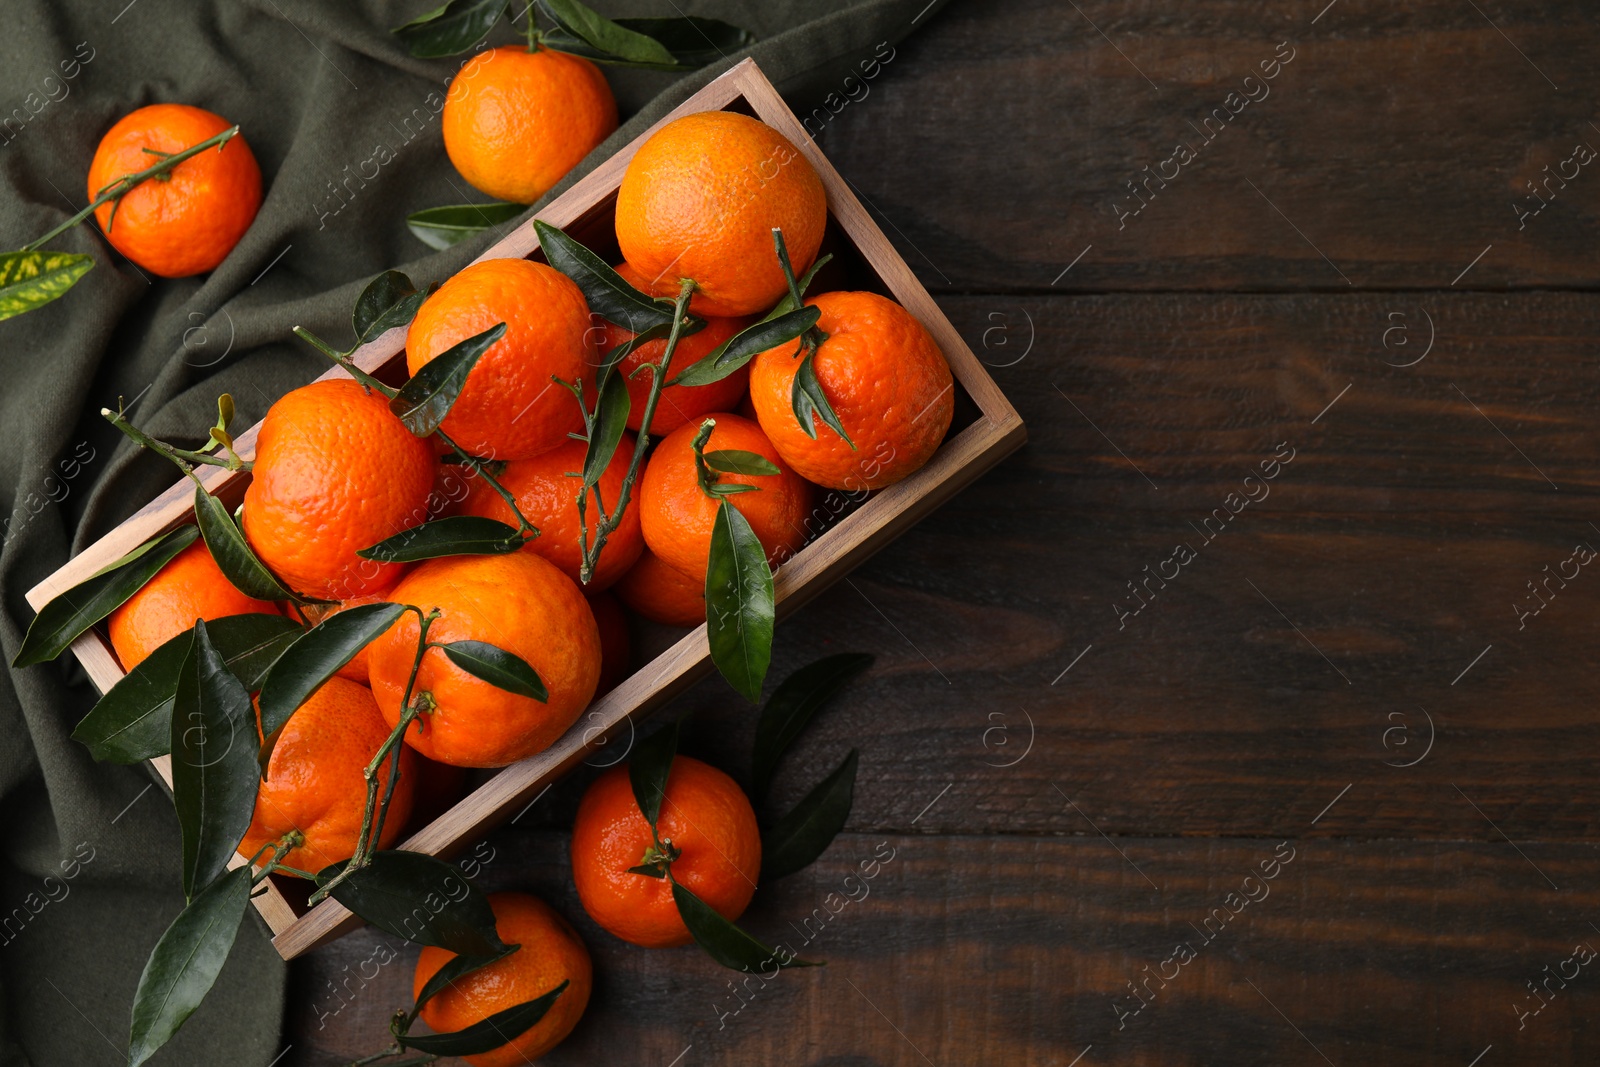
[705,501,774,703]
[538,0,676,65]
[760,749,858,881]
[192,483,312,604]
[73,613,302,764]
[407,202,525,250]
[0,250,93,322]
[400,981,568,1056]
[353,270,427,345]
[704,449,780,477]
[325,851,508,956]
[258,603,407,743]
[533,220,676,333]
[170,620,261,901]
[358,515,524,563]
[628,718,680,830]
[393,0,507,58]
[671,880,817,971]
[390,322,506,436]
[412,944,520,1015]
[582,372,630,487]
[540,15,752,70]
[13,525,198,668]
[791,349,853,446]
[127,866,251,1067]
[750,653,873,800]
[440,640,547,700]
[766,254,833,319]
[670,306,819,387]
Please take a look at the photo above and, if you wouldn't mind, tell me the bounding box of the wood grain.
[820,0,1600,292]
[285,830,1600,1066]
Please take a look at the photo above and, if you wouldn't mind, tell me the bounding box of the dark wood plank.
[286,830,1600,1065]
[448,290,1600,844]
[821,0,1600,291]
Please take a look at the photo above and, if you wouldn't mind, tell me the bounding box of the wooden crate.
[25,57,1026,959]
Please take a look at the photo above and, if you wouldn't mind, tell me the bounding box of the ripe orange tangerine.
[86,103,261,278]
[571,756,760,948]
[749,290,954,490]
[615,111,826,318]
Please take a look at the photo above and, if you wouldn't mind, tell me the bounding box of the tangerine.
[613,548,704,628]
[443,46,617,205]
[406,258,592,460]
[239,677,416,874]
[107,540,279,671]
[367,552,600,767]
[615,111,826,317]
[242,378,437,601]
[601,267,753,435]
[749,291,953,490]
[637,413,813,581]
[86,103,261,278]
[413,892,592,1066]
[571,755,760,948]
[457,435,642,590]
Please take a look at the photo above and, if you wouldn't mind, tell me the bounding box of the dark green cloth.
[0,1,947,1063]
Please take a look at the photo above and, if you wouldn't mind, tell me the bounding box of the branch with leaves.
[0,125,241,322]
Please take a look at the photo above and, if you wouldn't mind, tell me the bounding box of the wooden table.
[290,2,1600,1062]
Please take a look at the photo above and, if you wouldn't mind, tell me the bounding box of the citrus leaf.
[73,613,302,764]
[13,524,197,668]
[390,321,506,436]
[671,880,818,971]
[353,270,426,345]
[628,718,680,830]
[400,981,568,1055]
[582,372,630,487]
[406,202,525,251]
[192,483,312,604]
[127,866,251,1067]
[750,653,873,800]
[258,603,407,743]
[533,220,676,333]
[358,515,524,562]
[704,449,780,477]
[760,748,858,881]
[0,250,93,322]
[670,306,819,387]
[791,349,854,446]
[766,254,833,319]
[537,0,675,65]
[538,20,748,71]
[412,943,519,1015]
[705,501,774,703]
[324,851,508,956]
[393,0,507,58]
[440,640,546,700]
[170,620,260,901]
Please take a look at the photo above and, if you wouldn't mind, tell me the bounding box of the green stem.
[25,125,240,252]
[523,0,539,50]
[772,228,827,358]
[251,831,306,886]
[434,427,539,540]
[309,607,437,907]
[577,278,696,583]
[102,406,245,471]
[292,325,396,398]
